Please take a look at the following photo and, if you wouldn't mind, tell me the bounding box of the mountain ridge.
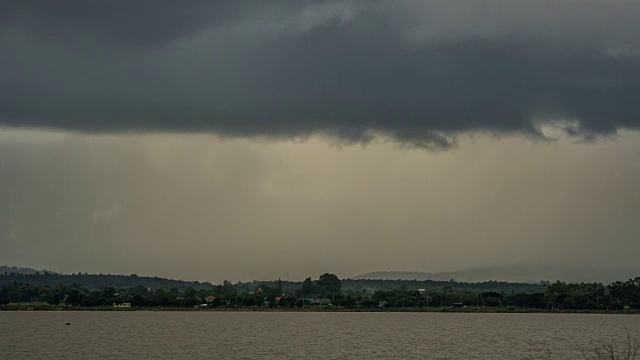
[353,264,640,284]
[0,265,58,275]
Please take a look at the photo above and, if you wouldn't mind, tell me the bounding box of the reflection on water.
[1,312,638,359]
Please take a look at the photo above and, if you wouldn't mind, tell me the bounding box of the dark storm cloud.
[1,0,639,147]
[0,0,262,47]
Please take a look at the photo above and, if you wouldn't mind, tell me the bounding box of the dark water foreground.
[1,312,638,359]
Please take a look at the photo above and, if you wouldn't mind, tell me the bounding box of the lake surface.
[1,311,638,359]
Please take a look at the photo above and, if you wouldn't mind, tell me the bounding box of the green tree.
[301,277,314,296]
[47,293,60,305]
[317,273,341,297]
[101,287,117,305]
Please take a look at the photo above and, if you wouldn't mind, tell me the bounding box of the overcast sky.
[1,1,639,282]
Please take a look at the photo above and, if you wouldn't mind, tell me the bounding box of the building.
[316,298,332,305]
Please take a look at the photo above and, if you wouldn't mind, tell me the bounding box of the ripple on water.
[0,312,638,359]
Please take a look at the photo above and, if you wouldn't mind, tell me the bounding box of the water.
[1,311,638,359]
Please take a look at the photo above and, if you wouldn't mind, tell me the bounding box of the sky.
[1,1,639,283]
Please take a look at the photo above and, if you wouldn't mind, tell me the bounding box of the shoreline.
[2,305,638,314]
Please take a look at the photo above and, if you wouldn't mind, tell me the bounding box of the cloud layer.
[2,1,640,147]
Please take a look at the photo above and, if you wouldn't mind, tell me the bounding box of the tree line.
[0,272,548,294]
[2,273,640,310]
[0,272,212,290]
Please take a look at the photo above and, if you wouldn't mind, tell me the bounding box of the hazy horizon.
[5,259,640,285]
[2,128,638,283]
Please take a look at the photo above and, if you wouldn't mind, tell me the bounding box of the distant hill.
[0,272,213,290]
[341,278,547,294]
[353,264,640,284]
[353,271,447,281]
[0,265,58,275]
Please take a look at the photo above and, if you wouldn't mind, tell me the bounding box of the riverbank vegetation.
[1,272,639,312]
